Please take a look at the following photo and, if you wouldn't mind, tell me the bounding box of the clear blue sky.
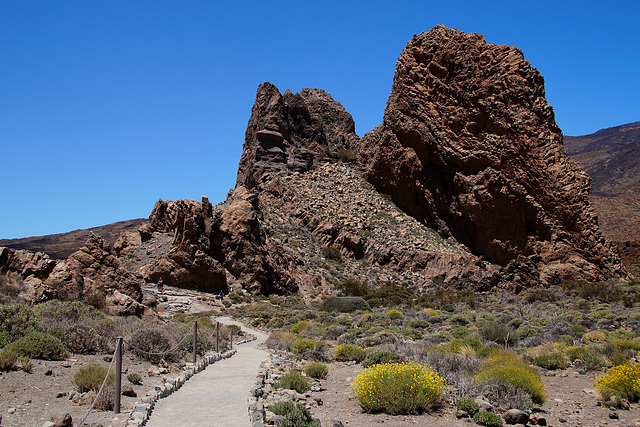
[1,1,638,239]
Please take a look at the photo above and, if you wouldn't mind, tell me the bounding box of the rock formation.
[139,192,304,295]
[358,25,623,285]
[0,234,143,315]
[236,83,360,189]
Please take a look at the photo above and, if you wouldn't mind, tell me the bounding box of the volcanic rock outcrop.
[358,25,623,285]
[138,191,305,295]
[1,234,143,315]
[236,83,360,189]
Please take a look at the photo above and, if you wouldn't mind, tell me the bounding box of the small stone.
[503,409,529,425]
[50,412,72,427]
[122,386,137,397]
[609,411,620,419]
[55,392,67,398]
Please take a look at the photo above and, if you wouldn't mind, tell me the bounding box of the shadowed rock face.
[359,25,623,283]
[236,83,360,189]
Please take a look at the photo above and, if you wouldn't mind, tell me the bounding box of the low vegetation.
[352,361,446,414]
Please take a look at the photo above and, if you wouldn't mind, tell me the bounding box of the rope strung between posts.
[75,345,118,427]
[123,322,196,356]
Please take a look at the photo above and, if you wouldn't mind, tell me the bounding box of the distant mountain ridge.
[565,122,640,243]
[0,219,146,259]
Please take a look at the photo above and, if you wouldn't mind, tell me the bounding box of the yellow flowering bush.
[595,363,640,403]
[386,309,403,319]
[351,361,446,414]
[475,350,547,405]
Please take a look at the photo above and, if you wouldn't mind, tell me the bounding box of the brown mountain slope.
[565,122,640,274]
[0,218,146,259]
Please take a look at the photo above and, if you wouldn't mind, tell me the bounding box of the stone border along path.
[143,317,269,427]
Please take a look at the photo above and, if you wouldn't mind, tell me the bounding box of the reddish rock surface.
[236,82,359,189]
[358,25,623,285]
[142,192,303,295]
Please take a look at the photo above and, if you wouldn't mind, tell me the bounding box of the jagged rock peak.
[236,82,360,189]
[359,25,623,284]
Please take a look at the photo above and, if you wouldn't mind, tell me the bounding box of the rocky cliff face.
[359,25,622,284]
[137,191,305,295]
[236,83,360,189]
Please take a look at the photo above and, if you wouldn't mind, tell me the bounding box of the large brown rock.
[236,83,359,189]
[44,233,144,315]
[359,25,623,284]
[144,192,301,295]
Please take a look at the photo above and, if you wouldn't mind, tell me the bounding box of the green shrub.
[475,351,546,405]
[473,411,504,426]
[0,303,38,346]
[339,278,370,296]
[319,297,371,313]
[19,356,33,373]
[480,322,519,347]
[614,340,640,352]
[566,346,599,365]
[609,351,629,367]
[73,364,115,393]
[268,400,297,415]
[334,343,365,363]
[127,373,142,385]
[270,401,319,427]
[290,321,311,334]
[275,370,311,394]
[305,362,329,379]
[0,347,18,371]
[9,332,68,360]
[518,324,542,340]
[455,396,480,416]
[365,284,415,308]
[352,361,446,415]
[292,338,325,357]
[35,300,113,354]
[595,363,640,403]
[525,289,557,303]
[321,246,342,262]
[533,352,567,370]
[362,348,403,368]
[416,289,476,310]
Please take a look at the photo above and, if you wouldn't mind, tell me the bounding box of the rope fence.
[75,319,235,427]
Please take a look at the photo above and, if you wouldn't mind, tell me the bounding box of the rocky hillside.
[1,25,629,309]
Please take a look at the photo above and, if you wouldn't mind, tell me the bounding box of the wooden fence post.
[215,322,219,353]
[192,321,197,365]
[114,336,123,414]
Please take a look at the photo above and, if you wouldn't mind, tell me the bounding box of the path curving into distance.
[145,317,268,427]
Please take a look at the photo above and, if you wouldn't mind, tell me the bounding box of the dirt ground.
[0,352,164,427]
[310,363,640,427]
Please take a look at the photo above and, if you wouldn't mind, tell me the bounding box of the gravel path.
[145,317,268,427]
